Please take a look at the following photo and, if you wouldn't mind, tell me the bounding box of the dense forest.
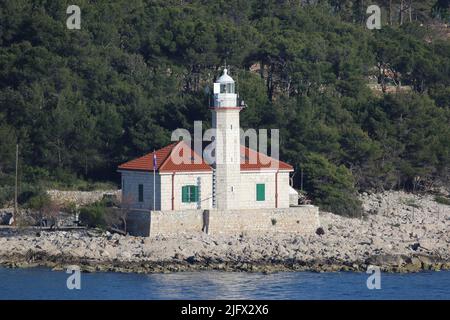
[0,0,449,215]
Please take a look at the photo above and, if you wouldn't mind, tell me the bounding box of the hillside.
[0,0,449,215]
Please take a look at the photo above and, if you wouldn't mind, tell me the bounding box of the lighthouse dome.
[217,68,234,83]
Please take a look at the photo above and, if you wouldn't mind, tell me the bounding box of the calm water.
[0,267,449,300]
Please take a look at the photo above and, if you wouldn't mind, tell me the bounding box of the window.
[138,184,144,202]
[226,83,235,93]
[256,184,265,201]
[220,83,235,93]
[182,185,199,203]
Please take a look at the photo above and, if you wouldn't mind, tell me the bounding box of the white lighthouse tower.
[211,68,242,210]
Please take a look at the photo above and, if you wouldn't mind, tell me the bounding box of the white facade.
[160,171,213,211]
[120,169,291,211]
[240,171,290,209]
[120,170,213,211]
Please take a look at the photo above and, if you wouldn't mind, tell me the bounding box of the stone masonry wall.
[149,209,204,236]
[208,206,319,235]
[127,209,151,237]
[128,205,320,237]
[47,190,121,206]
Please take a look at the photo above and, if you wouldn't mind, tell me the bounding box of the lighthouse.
[211,68,242,210]
[119,67,297,217]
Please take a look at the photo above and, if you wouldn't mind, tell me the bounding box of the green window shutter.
[182,185,199,203]
[138,184,144,202]
[256,184,265,201]
[182,186,189,203]
[191,186,199,202]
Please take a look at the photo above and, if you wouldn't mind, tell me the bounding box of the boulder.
[365,254,405,267]
[315,227,325,236]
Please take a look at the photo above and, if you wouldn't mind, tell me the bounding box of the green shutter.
[182,186,189,203]
[138,184,144,202]
[191,186,199,202]
[256,184,265,201]
[182,185,199,203]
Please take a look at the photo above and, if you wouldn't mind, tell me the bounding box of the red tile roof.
[118,141,212,172]
[159,141,212,172]
[240,146,293,171]
[118,142,293,172]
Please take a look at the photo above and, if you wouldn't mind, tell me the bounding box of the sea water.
[0,267,448,300]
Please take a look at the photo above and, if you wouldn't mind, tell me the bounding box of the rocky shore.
[0,191,449,273]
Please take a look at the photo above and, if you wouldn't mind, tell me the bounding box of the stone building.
[118,69,297,211]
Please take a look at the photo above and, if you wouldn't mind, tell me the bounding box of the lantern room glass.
[220,83,235,93]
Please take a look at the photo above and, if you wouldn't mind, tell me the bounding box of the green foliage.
[0,1,449,216]
[0,186,14,207]
[401,198,421,209]
[27,193,52,211]
[435,195,450,206]
[79,201,108,228]
[78,196,120,229]
[302,153,363,217]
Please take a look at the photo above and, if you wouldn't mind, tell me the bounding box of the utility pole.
[13,144,18,226]
[300,167,304,192]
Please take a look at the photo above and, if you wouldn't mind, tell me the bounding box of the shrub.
[27,193,52,211]
[25,192,60,228]
[0,178,48,208]
[402,198,421,208]
[435,196,450,206]
[22,166,50,183]
[79,202,108,228]
[0,186,14,207]
[302,153,363,217]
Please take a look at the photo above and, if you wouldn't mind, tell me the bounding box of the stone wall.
[126,209,151,237]
[127,205,319,237]
[47,190,121,206]
[149,209,204,236]
[208,206,319,235]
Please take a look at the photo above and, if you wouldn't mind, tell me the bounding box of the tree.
[302,153,363,217]
[0,0,448,217]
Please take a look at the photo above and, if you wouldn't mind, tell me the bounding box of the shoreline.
[0,191,449,274]
[1,251,449,274]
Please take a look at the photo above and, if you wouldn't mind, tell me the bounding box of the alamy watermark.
[366,265,381,290]
[170,121,280,169]
[366,5,382,30]
[66,265,81,290]
[66,5,81,30]
[65,3,382,31]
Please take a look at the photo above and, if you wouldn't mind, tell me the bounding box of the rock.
[315,227,325,236]
[0,190,448,274]
[366,254,405,267]
[402,256,423,272]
